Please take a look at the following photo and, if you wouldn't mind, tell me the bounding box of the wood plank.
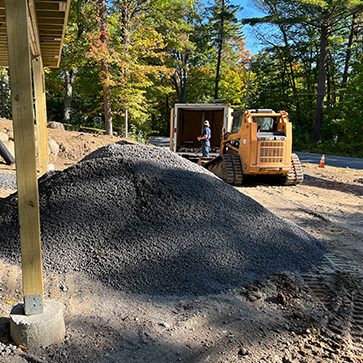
[42,59,58,67]
[36,11,65,19]
[38,23,64,29]
[42,57,59,63]
[35,2,59,10]
[40,44,62,50]
[35,0,67,3]
[5,0,44,314]
[39,39,61,44]
[33,56,49,177]
[38,18,65,25]
[40,30,63,36]
[28,0,41,57]
[56,0,70,68]
[39,46,62,52]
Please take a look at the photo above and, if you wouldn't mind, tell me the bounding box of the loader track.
[222,154,243,186]
[204,154,243,186]
[301,253,363,361]
[281,153,304,185]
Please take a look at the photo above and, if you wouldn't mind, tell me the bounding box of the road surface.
[148,136,363,170]
[148,136,170,148]
[295,152,363,170]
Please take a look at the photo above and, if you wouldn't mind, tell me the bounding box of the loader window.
[232,114,243,133]
[254,117,277,132]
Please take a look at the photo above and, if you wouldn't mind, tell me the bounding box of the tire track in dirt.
[301,253,363,362]
[238,178,363,362]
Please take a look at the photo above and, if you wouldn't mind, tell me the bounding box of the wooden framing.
[33,56,49,177]
[2,0,70,314]
[5,0,44,314]
[0,0,71,67]
[28,0,42,58]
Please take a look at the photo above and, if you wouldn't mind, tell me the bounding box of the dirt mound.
[0,143,325,295]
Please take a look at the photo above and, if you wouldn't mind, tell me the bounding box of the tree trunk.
[99,0,113,135]
[63,69,75,123]
[125,108,128,138]
[121,0,131,135]
[181,69,187,103]
[171,74,181,102]
[326,60,331,104]
[1,74,5,118]
[214,40,222,101]
[171,70,187,103]
[314,23,329,142]
[214,0,224,102]
[341,14,357,101]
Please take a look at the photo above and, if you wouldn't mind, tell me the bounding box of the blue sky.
[231,0,267,54]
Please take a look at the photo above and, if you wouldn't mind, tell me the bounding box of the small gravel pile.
[0,173,16,190]
[0,143,325,295]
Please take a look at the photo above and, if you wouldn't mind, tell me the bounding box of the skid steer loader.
[203,109,303,186]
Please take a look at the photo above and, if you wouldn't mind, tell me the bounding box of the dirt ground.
[0,120,362,363]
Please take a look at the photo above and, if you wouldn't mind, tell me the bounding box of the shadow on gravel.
[0,146,326,297]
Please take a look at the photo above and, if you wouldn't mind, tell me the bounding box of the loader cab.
[249,109,280,134]
[255,116,277,132]
[231,109,278,133]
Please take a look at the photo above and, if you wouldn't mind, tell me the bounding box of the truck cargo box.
[170,103,233,161]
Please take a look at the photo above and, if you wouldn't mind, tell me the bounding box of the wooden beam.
[35,2,59,11]
[33,56,49,177]
[5,0,44,315]
[36,10,65,19]
[28,0,41,57]
[38,18,65,25]
[34,0,67,3]
[38,22,64,29]
[56,0,70,68]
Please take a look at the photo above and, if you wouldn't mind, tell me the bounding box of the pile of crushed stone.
[0,143,325,295]
[0,173,16,190]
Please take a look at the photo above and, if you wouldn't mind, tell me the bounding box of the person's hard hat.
[204,120,210,127]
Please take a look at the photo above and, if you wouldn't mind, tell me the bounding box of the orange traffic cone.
[319,154,325,168]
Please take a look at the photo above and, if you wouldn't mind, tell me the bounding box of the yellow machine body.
[221,110,292,175]
[204,109,303,186]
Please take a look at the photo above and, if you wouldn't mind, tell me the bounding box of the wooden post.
[33,56,49,177]
[5,0,44,315]
[169,108,174,150]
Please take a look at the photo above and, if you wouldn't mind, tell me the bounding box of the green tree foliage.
[46,0,175,139]
[245,0,363,156]
[45,0,101,126]
[207,0,244,101]
[43,0,362,156]
[0,68,11,119]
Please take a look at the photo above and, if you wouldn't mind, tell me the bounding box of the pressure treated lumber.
[5,0,44,314]
[33,56,49,177]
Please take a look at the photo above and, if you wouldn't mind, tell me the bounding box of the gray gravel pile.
[0,143,325,295]
[0,173,17,190]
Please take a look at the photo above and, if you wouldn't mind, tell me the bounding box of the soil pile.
[0,143,325,295]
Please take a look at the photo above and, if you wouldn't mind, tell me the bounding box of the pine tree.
[207,0,243,101]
